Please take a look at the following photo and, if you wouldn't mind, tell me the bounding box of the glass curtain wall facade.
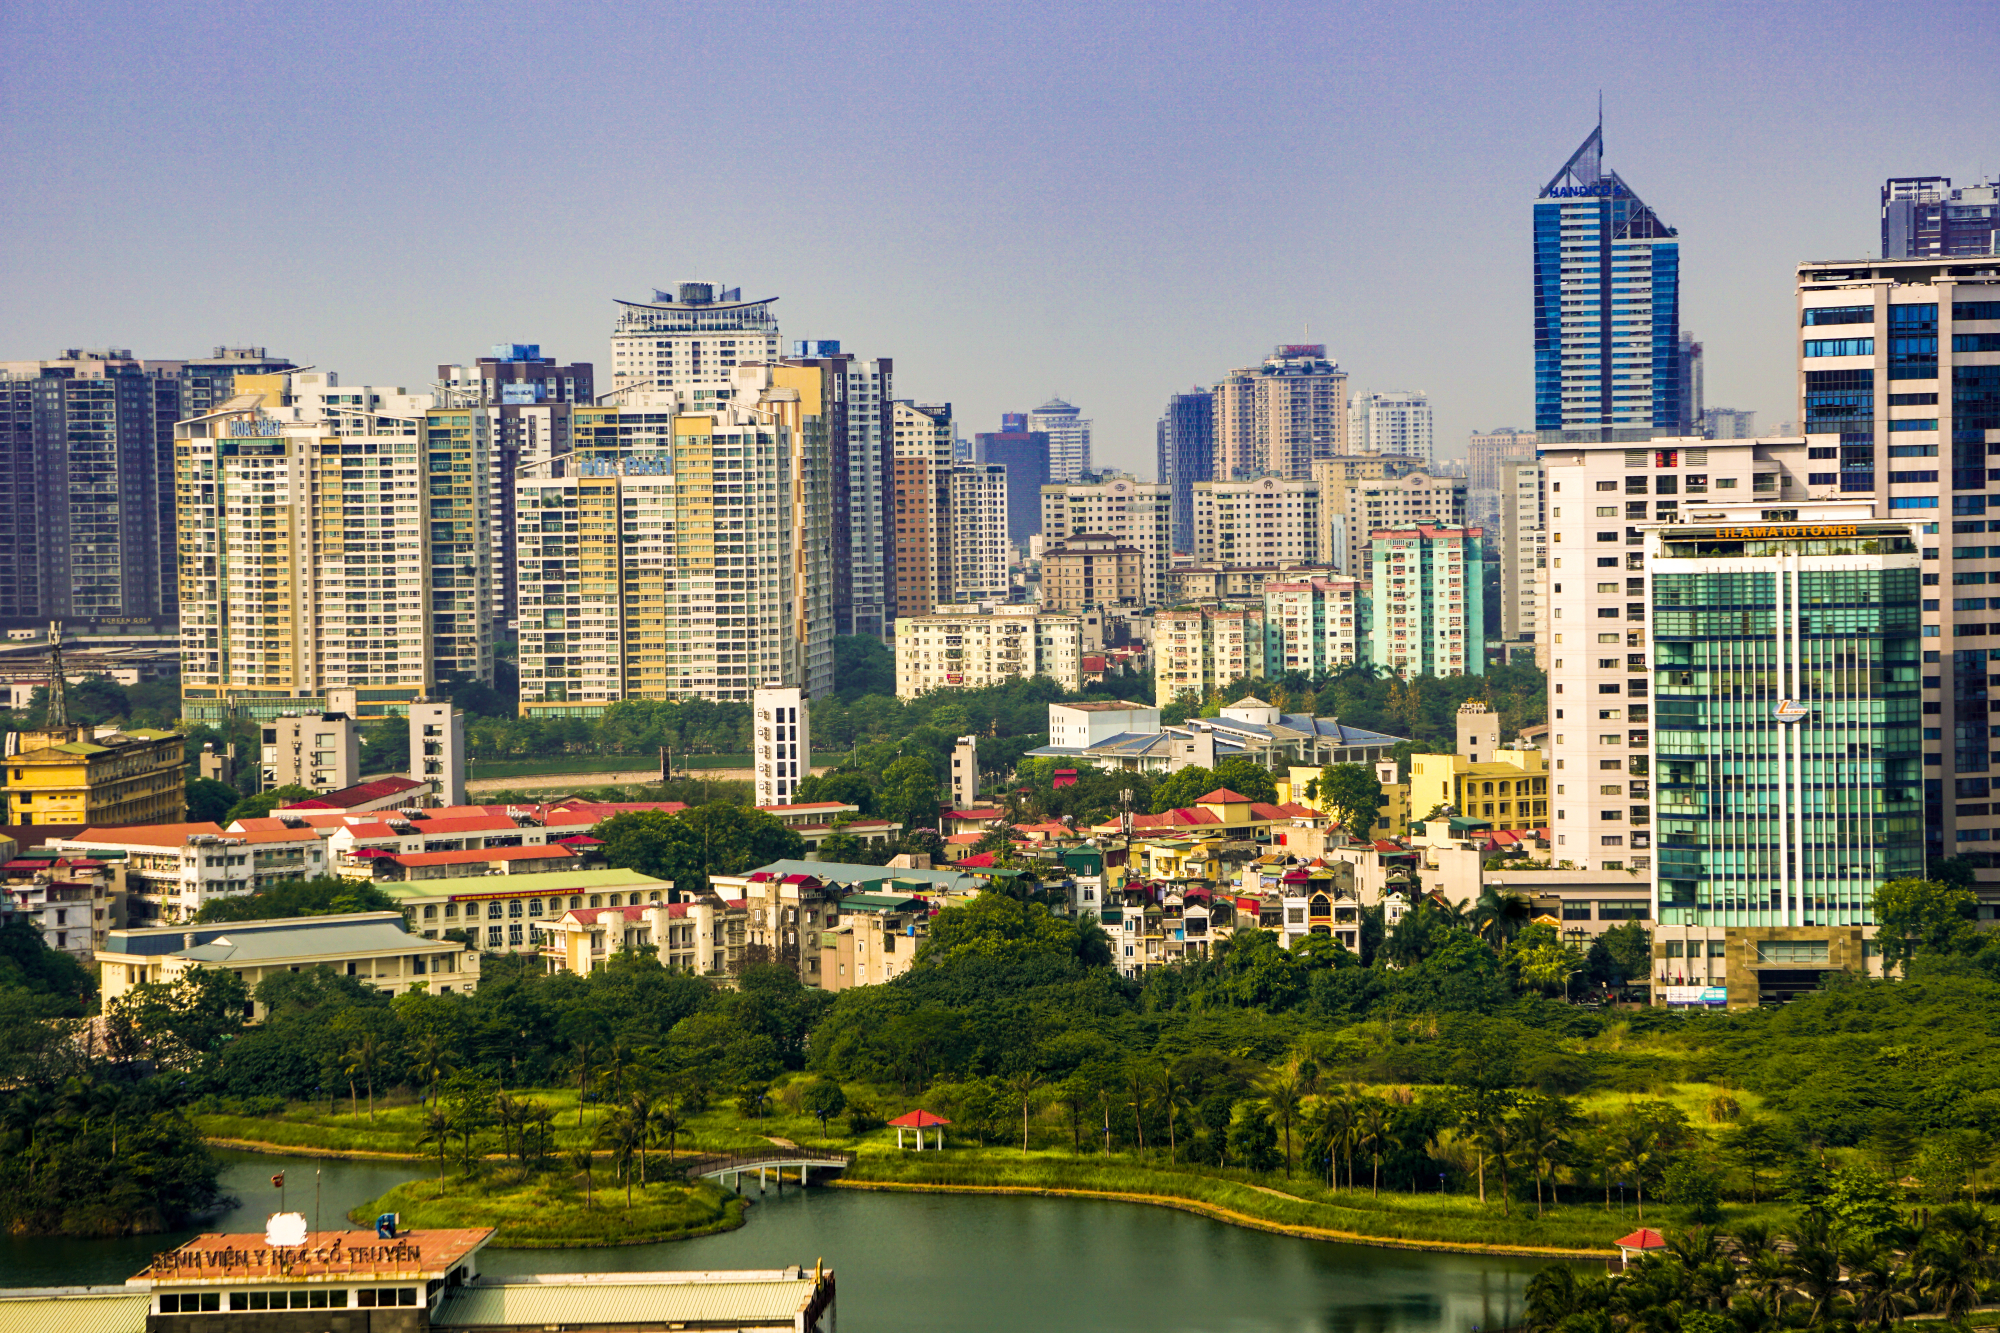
[1650,522,1924,930]
[1534,125,1682,442]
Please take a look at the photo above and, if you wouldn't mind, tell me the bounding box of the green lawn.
[197,1078,1792,1256]
[355,1169,741,1247]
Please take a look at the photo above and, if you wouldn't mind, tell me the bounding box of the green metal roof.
[0,1291,147,1333]
[433,1276,819,1329]
[838,892,925,912]
[377,869,664,900]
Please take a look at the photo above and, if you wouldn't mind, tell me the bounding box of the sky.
[3,0,1998,475]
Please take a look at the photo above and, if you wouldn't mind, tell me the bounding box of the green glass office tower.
[1651,520,1925,930]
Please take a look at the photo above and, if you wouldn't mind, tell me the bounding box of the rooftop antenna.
[46,621,67,727]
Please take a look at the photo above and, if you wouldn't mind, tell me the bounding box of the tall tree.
[1317,762,1385,840]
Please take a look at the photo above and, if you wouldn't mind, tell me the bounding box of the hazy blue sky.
[3,0,1997,473]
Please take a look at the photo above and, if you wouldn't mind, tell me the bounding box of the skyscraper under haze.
[1534,123,1682,442]
[1029,398,1092,483]
[1157,389,1214,554]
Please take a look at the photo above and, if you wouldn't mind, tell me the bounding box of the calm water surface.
[0,1152,1545,1333]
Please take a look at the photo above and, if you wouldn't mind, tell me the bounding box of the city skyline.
[3,1,1994,476]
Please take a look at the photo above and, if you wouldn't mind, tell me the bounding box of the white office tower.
[1541,436,1810,872]
[608,282,781,395]
[1498,458,1547,656]
[754,685,809,806]
[176,370,494,726]
[951,734,980,808]
[515,364,834,712]
[408,698,467,807]
[950,464,1011,601]
[1349,392,1435,465]
[1192,477,1327,567]
[1030,398,1092,483]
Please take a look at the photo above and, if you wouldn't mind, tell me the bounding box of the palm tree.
[1742,1250,1793,1321]
[1842,1246,1914,1329]
[571,1033,604,1129]
[1470,886,1532,947]
[1259,1073,1305,1179]
[568,1145,596,1210]
[410,1030,453,1109]
[418,1109,453,1198]
[1159,1065,1189,1165]
[650,1099,684,1169]
[1359,1099,1401,1198]
[1010,1070,1043,1156]
[596,1108,644,1209]
[1513,1100,1568,1218]
[1918,1235,1984,1319]
[1787,1241,1847,1326]
[1478,1115,1519,1217]
[493,1094,522,1166]
[1611,1121,1659,1221]
[342,1031,387,1120]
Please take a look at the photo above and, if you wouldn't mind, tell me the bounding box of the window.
[1802,305,1872,326]
[1891,496,1940,509]
[1803,337,1874,357]
[1756,940,1829,964]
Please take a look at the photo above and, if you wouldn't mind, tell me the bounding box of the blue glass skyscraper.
[1534,123,1683,442]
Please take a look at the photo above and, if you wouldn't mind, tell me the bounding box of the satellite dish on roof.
[266,1212,307,1247]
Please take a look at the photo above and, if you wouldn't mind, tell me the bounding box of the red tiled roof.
[1248,803,1288,820]
[1275,802,1318,818]
[956,852,997,868]
[289,776,424,809]
[1196,788,1251,803]
[1617,1228,1668,1250]
[1129,808,1223,830]
[378,846,576,867]
[71,822,225,846]
[945,807,1003,820]
[561,902,682,924]
[404,814,523,835]
[888,1109,951,1128]
[1082,655,1107,671]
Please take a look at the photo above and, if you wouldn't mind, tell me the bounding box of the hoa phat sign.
[1661,986,1727,1007]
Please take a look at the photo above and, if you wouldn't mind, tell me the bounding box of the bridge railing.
[677,1149,854,1178]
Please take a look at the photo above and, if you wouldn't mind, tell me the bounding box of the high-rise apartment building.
[1157,389,1215,554]
[608,282,781,394]
[1881,177,2000,259]
[1348,392,1434,465]
[1029,399,1092,483]
[1541,434,1813,873]
[1366,526,1484,679]
[1192,477,1326,568]
[1317,469,1467,573]
[513,365,834,712]
[1468,427,1540,527]
[973,414,1049,548]
[1153,606,1271,708]
[891,401,954,623]
[1498,459,1547,652]
[1648,509,1924,1005]
[784,343,895,638]
[894,605,1083,697]
[176,371,484,724]
[1040,534,1145,612]
[168,348,299,420]
[0,351,181,633]
[1264,576,1368,677]
[753,685,809,806]
[435,344,594,638]
[1533,124,1683,442]
[1676,333,1705,437]
[1213,346,1348,480]
[1040,474,1172,607]
[949,464,1011,601]
[1794,255,2000,879]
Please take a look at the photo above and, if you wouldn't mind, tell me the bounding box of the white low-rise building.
[53,823,330,927]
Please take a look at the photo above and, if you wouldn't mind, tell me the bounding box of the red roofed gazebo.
[1616,1228,1668,1265]
[889,1108,951,1151]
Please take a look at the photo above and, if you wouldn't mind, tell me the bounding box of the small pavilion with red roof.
[888,1108,950,1150]
[1616,1228,1668,1265]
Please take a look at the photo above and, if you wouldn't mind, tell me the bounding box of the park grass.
[196,1089,787,1160]
[354,1169,742,1247]
[196,1078,1793,1257]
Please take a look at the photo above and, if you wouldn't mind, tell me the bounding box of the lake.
[0,1151,1548,1333]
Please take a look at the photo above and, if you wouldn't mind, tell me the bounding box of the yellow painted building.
[1279,763,1409,838]
[4,725,185,827]
[1408,745,1549,832]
